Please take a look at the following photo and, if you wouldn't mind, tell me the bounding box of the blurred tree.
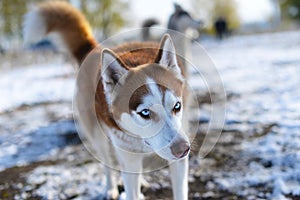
[0,0,128,40]
[0,0,27,37]
[191,0,241,34]
[190,0,214,24]
[280,0,300,20]
[212,0,240,30]
[79,0,128,39]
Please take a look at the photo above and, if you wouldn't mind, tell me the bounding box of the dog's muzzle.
[170,140,190,159]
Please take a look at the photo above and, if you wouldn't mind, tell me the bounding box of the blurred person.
[214,16,228,40]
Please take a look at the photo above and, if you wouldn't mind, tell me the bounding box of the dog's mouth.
[171,144,190,159]
[144,139,190,160]
[181,147,190,158]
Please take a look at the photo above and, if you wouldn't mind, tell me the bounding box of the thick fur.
[24,1,190,200]
[23,1,97,63]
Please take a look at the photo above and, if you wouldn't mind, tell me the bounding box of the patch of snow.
[0,63,75,113]
[26,163,106,200]
[198,30,300,199]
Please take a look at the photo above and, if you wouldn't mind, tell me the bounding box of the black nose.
[171,141,190,158]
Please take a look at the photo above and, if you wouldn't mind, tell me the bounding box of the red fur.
[34,1,186,130]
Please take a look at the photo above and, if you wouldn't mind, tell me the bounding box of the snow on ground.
[0,62,76,171]
[0,30,300,199]
[198,31,300,199]
[25,162,106,200]
[0,120,78,172]
[0,63,75,113]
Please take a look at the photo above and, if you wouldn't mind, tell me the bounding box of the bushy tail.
[23,1,97,64]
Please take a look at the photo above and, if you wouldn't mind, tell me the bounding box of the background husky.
[141,3,203,76]
[23,1,191,200]
[141,3,203,41]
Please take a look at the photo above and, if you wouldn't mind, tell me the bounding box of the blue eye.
[173,102,181,113]
[138,109,151,119]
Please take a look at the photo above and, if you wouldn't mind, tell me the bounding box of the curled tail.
[23,1,97,64]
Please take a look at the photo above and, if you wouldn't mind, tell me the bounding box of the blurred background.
[0,0,300,200]
[0,0,299,47]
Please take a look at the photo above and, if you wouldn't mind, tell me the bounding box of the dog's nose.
[171,141,190,159]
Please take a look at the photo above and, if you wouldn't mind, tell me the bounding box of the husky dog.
[142,3,203,41]
[167,3,202,33]
[142,3,202,76]
[23,1,191,200]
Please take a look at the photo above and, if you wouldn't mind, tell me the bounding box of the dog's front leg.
[169,156,189,200]
[116,149,143,200]
[104,166,119,199]
[121,171,143,200]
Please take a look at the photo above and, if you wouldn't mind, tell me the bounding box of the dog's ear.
[155,34,181,74]
[101,48,128,84]
[101,48,128,103]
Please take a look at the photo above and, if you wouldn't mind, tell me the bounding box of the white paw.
[141,177,150,189]
[118,192,145,200]
[140,193,145,200]
[105,188,119,200]
[118,192,126,200]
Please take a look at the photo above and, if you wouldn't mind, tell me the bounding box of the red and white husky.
[24,1,191,199]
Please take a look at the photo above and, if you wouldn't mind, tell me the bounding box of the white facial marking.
[145,78,163,105]
[116,76,187,160]
[164,90,179,111]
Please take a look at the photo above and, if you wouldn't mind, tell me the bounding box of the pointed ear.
[155,34,181,74]
[101,49,128,104]
[101,48,128,85]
